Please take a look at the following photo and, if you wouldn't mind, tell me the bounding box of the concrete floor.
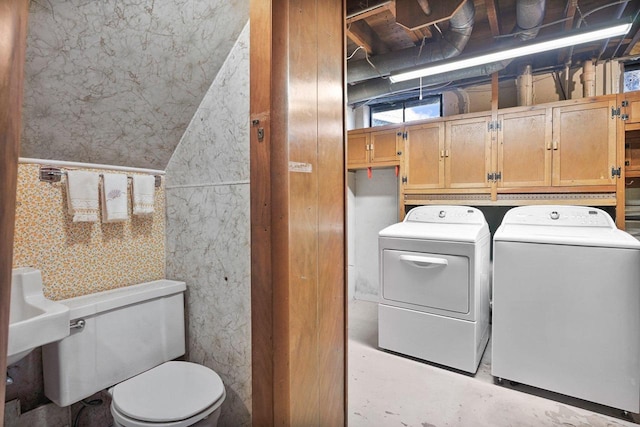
[348,299,640,427]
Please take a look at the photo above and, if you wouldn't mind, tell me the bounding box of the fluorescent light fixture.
[389,20,633,83]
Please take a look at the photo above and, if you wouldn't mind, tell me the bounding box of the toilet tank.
[43,280,186,407]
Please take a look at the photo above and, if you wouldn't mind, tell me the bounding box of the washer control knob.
[439,210,446,218]
[550,211,560,220]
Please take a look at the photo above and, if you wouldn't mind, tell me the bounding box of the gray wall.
[351,168,399,301]
[165,22,251,427]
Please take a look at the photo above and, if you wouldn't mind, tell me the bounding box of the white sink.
[7,268,70,366]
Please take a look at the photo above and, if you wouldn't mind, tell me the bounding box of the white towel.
[66,170,100,222]
[101,173,129,223]
[132,175,155,215]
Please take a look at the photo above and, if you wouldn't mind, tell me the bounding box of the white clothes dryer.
[492,205,640,412]
[378,205,491,373]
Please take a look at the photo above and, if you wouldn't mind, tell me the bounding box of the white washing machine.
[492,205,640,412]
[378,205,491,373]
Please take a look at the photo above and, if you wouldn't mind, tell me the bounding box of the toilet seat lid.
[112,361,224,423]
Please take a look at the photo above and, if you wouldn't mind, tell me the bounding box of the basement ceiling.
[347,0,640,104]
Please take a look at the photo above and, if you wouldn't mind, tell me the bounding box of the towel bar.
[39,166,162,188]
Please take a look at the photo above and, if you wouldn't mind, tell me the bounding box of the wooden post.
[250,0,346,425]
[0,0,30,421]
[491,72,499,201]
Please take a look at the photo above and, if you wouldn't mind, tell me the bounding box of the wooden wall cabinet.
[620,91,640,127]
[347,125,401,170]
[496,99,617,190]
[625,130,640,177]
[551,99,617,187]
[403,122,444,189]
[352,94,628,225]
[445,115,492,189]
[498,108,552,188]
[346,129,369,168]
[618,91,640,229]
[402,115,491,191]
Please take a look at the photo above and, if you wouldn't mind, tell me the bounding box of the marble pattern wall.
[166,22,251,427]
[22,0,248,170]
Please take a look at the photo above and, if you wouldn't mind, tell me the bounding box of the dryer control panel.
[405,206,485,225]
[500,206,615,228]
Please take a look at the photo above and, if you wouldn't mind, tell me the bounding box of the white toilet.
[42,279,226,427]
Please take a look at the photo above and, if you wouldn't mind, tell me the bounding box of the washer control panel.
[501,206,614,228]
[405,205,485,225]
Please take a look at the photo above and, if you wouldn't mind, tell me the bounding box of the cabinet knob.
[397,132,402,136]
[397,151,402,155]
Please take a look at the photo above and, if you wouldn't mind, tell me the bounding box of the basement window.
[370,95,442,127]
[624,62,640,92]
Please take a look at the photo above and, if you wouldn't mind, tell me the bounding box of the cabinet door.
[552,100,617,186]
[622,91,640,126]
[445,116,491,188]
[404,122,445,189]
[370,128,400,164]
[347,130,369,169]
[498,109,552,188]
[626,130,640,175]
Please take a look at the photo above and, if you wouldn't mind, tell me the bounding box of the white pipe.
[516,64,534,106]
[19,158,165,175]
[582,59,596,97]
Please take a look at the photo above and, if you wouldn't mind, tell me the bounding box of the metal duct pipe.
[514,0,547,40]
[348,62,506,105]
[348,0,546,105]
[347,0,475,84]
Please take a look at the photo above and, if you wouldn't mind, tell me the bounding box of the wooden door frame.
[250,0,347,425]
[0,0,30,421]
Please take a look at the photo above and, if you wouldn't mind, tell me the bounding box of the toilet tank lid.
[112,361,225,423]
[60,280,186,319]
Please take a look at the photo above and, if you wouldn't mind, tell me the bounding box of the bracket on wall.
[252,119,265,142]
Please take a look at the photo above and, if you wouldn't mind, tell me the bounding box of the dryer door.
[382,249,469,314]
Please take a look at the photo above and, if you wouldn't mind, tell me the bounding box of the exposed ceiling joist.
[395,0,465,30]
[563,0,578,30]
[387,1,434,44]
[347,20,390,54]
[346,1,394,24]
[624,24,640,56]
[558,0,578,62]
[485,0,502,37]
[345,0,640,105]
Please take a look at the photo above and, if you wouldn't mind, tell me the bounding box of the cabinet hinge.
[402,176,408,184]
[487,121,501,131]
[622,114,629,121]
[612,166,622,178]
[612,107,621,118]
[622,100,629,107]
[487,171,502,182]
[403,132,408,139]
[626,160,631,166]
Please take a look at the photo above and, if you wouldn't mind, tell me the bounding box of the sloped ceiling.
[21,0,249,170]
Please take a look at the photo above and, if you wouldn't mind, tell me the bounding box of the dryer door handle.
[399,255,448,268]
